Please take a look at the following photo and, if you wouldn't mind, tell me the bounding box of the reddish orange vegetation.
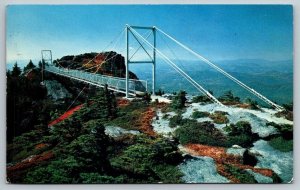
[184,143,274,183]
[233,164,274,177]
[34,143,49,150]
[117,98,130,107]
[185,144,241,164]
[7,151,54,178]
[138,107,157,137]
[48,104,84,127]
[236,103,252,109]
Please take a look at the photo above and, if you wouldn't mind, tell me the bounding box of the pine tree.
[11,62,21,77]
[171,90,187,110]
[23,60,36,72]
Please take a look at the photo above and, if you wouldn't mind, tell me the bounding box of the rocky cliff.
[54,51,146,92]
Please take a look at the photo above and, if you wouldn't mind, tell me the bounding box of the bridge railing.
[45,65,147,95]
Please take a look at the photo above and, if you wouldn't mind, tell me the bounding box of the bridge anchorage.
[41,24,284,111]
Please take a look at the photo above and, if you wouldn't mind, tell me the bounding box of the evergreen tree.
[11,62,21,77]
[81,85,117,121]
[171,90,187,110]
[23,60,36,72]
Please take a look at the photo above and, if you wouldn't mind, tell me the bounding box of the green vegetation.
[7,75,186,184]
[6,61,293,184]
[191,91,213,104]
[269,137,293,152]
[209,111,229,124]
[191,111,210,119]
[192,95,211,103]
[266,122,293,140]
[175,120,229,147]
[23,60,36,72]
[106,100,148,130]
[169,114,190,128]
[110,135,183,183]
[174,119,257,148]
[218,91,240,104]
[170,90,187,110]
[245,98,260,110]
[266,122,293,152]
[224,164,257,183]
[155,89,165,96]
[224,121,258,148]
[7,62,48,143]
[224,121,252,136]
[282,102,293,111]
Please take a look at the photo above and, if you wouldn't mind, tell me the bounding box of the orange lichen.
[117,98,130,107]
[233,164,274,177]
[7,151,54,176]
[34,143,49,150]
[184,144,242,164]
[138,107,156,137]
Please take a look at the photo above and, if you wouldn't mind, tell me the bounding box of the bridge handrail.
[44,65,147,94]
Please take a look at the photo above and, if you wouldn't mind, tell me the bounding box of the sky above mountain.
[6,5,293,64]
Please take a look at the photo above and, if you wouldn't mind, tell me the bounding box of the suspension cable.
[156,27,283,111]
[128,26,223,106]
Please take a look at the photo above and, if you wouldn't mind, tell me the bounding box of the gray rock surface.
[227,111,278,138]
[249,140,293,183]
[44,80,72,100]
[179,156,230,183]
[105,125,140,137]
[226,147,246,157]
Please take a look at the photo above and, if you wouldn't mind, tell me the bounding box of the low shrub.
[218,91,241,105]
[106,101,148,130]
[245,98,260,110]
[227,134,255,148]
[79,173,125,183]
[224,164,257,183]
[224,121,258,148]
[169,115,188,128]
[191,111,210,119]
[192,95,211,103]
[268,137,293,152]
[266,122,293,140]
[170,91,187,110]
[224,121,252,136]
[175,121,229,147]
[209,111,229,124]
[110,135,183,183]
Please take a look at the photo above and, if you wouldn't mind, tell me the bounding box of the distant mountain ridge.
[130,58,293,105]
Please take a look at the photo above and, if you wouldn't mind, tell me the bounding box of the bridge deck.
[45,65,147,96]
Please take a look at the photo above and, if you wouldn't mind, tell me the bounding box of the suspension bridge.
[41,25,284,111]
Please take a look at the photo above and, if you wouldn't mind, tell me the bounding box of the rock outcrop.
[54,51,146,92]
[44,80,72,101]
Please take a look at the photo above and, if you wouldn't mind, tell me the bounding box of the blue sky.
[6,5,293,65]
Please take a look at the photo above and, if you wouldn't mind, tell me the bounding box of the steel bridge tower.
[125,25,156,98]
[41,50,52,84]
